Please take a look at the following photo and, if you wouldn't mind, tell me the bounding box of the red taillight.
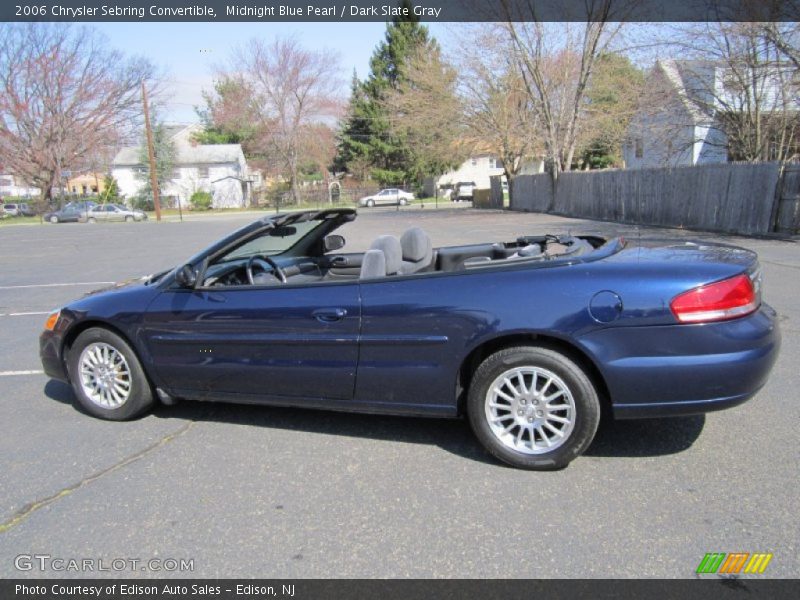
[670,274,758,323]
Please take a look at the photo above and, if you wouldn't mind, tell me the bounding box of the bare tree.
[762,21,800,70]
[638,22,800,164]
[224,37,342,203]
[501,2,625,193]
[454,25,542,203]
[0,24,156,207]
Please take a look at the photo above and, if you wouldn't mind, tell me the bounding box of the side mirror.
[175,264,198,288]
[324,234,345,252]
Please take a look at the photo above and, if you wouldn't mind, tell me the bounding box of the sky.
[97,22,449,124]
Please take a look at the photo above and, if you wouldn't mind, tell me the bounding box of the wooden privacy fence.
[494,162,800,236]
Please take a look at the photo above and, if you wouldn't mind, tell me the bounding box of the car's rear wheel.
[467,346,600,470]
[399,198,408,206]
[67,328,154,420]
[50,215,58,223]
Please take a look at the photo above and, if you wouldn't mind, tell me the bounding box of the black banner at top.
[2,0,799,23]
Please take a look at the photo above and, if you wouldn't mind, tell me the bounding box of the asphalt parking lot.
[0,208,797,578]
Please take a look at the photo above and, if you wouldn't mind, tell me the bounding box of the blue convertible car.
[40,209,780,469]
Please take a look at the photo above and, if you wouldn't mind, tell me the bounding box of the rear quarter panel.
[357,242,768,415]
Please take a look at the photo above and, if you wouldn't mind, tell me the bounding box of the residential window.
[635,138,643,158]
[198,166,209,178]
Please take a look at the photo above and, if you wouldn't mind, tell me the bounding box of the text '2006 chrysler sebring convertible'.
[40,209,780,469]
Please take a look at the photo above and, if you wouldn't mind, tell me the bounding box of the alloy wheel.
[78,342,133,409]
[484,366,576,454]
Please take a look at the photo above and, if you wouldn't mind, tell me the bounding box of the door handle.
[313,308,347,322]
[330,256,349,267]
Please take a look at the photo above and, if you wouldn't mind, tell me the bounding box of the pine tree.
[335,4,437,185]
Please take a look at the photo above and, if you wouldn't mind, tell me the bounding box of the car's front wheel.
[88,217,96,223]
[50,215,58,223]
[67,328,155,420]
[366,199,375,207]
[125,215,134,222]
[467,346,600,470]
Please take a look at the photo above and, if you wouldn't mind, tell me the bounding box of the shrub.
[129,196,154,211]
[190,191,213,210]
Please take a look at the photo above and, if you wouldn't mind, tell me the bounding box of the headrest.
[369,235,402,275]
[400,227,433,264]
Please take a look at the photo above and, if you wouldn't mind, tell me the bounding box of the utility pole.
[141,81,162,222]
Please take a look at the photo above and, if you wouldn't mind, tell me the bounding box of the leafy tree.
[136,121,176,206]
[194,78,261,150]
[578,53,644,169]
[335,3,440,185]
[382,45,464,184]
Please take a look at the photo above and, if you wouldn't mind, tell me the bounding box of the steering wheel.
[246,255,287,285]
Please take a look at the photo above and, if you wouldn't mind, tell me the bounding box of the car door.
[355,274,484,416]
[142,281,361,404]
[106,205,122,221]
[376,190,392,206]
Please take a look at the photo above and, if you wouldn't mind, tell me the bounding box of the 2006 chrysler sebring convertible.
[40,209,780,469]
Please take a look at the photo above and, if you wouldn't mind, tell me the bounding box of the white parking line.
[0,311,51,317]
[0,281,113,290]
[0,370,44,377]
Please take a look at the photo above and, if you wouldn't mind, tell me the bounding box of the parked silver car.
[358,188,414,207]
[87,204,147,223]
[3,202,34,216]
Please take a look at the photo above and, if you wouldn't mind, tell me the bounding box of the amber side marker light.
[670,274,758,323]
[44,310,60,331]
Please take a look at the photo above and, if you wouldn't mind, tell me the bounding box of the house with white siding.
[0,172,39,198]
[112,125,257,208]
[624,59,799,168]
[424,154,544,196]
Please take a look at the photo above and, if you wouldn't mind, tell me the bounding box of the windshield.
[219,220,324,261]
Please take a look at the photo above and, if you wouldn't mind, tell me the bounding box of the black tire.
[125,215,133,222]
[467,346,600,470]
[50,215,58,223]
[366,199,375,207]
[88,217,96,223]
[67,327,155,420]
[399,198,408,206]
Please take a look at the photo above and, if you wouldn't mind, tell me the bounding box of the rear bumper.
[578,304,781,419]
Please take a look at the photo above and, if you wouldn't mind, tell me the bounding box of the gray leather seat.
[399,227,433,274]
[368,235,402,276]
[360,249,387,279]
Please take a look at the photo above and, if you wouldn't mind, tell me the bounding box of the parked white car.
[87,204,147,223]
[358,188,414,207]
[454,181,477,202]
